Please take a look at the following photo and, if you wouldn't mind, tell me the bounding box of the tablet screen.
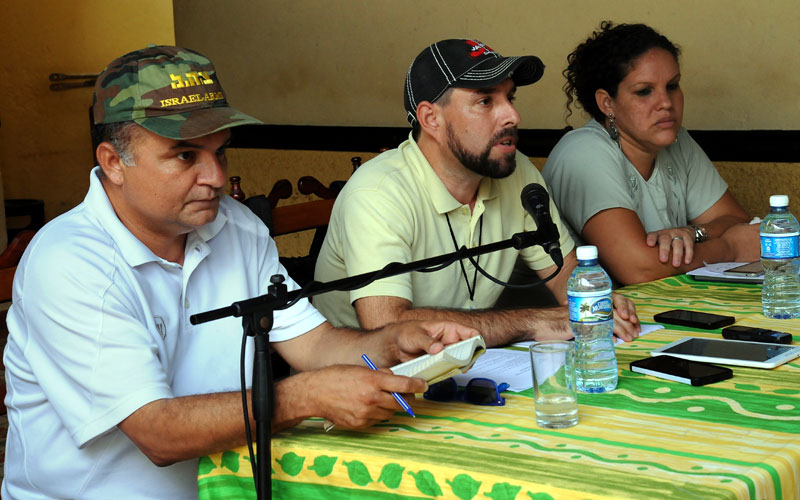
[661,337,795,362]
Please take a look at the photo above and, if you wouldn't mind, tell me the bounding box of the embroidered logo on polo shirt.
[154,316,167,339]
[466,40,496,58]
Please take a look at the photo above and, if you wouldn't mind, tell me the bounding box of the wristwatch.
[686,224,708,243]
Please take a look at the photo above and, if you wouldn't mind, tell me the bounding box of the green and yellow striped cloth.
[199,275,800,500]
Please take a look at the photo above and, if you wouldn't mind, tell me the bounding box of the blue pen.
[361,354,416,418]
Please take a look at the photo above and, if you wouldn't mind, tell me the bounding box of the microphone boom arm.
[191,229,554,325]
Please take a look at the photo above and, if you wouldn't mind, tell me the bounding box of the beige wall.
[174,0,800,130]
[0,1,796,236]
[0,1,175,223]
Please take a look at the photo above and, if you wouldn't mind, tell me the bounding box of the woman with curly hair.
[541,21,758,285]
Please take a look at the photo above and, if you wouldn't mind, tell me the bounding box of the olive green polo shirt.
[313,134,575,328]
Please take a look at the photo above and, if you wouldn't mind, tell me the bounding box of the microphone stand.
[190,228,561,500]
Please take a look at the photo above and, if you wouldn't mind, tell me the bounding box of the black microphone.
[520,183,563,268]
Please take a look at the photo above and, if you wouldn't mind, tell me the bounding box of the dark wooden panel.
[230,124,800,163]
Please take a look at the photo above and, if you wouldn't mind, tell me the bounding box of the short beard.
[446,124,518,179]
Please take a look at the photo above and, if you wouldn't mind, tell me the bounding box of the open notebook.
[390,336,486,384]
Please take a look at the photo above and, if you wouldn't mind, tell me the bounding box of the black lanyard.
[445,212,483,301]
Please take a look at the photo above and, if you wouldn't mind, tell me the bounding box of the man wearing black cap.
[314,39,640,345]
[1,45,477,500]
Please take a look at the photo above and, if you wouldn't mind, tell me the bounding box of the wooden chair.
[229,176,292,208]
[271,198,335,239]
[0,230,36,415]
[229,176,336,287]
[230,178,335,381]
[286,157,362,285]
[297,176,340,200]
[268,193,335,289]
[231,173,341,288]
[296,156,360,200]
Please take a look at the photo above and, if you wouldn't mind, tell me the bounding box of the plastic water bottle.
[760,195,800,319]
[567,245,618,393]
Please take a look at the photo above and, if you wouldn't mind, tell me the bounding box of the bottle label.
[760,233,800,259]
[568,290,613,323]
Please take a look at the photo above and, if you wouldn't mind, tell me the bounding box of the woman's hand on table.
[645,226,696,267]
[612,292,640,342]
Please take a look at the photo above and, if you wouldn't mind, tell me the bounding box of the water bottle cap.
[576,245,598,260]
[770,195,789,207]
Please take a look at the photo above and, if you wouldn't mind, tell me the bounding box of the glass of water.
[529,341,579,429]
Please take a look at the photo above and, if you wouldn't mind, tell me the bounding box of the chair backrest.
[271,198,336,237]
[231,179,335,381]
[0,229,36,415]
[270,198,336,288]
[297,176,340,200]
[229,176,293,209]
[0,229,35,303]
[297,157,360,200]
[231,176,337,287]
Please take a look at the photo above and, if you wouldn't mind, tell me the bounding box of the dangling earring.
[607,113,619,143]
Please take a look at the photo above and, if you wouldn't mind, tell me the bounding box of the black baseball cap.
[403,39,545,126]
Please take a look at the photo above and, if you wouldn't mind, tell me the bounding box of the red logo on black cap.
[466,40,496,58]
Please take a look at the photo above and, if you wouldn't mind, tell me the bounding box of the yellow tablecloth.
[198,275,800,500]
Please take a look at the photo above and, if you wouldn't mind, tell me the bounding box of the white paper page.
[461,325,666,393]
[452,348,532,392]
[614,323,664,345]
[510,323,664,349]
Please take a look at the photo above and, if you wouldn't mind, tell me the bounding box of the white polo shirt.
[2,168,325,499]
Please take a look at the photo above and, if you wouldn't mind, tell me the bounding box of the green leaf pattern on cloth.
[276,452,305,476]
[526,492,555,500]
[377,463,405,489]
[343,460,373,486]
[446,473,481,500]
[308,455,338,477]
[221,451,240,473]
[485,482,522,500]
[408,469,443,497]
[197,455,216,476]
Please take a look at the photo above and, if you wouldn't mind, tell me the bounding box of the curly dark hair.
[563,21,681,123]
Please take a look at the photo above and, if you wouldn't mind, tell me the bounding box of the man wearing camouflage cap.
[2,45,476,499]
[314,39,640,344]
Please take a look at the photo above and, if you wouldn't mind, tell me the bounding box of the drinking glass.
[530,341,579,429]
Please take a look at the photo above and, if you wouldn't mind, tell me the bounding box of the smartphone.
[722,325,793,344]
[653,309,735,329]
[630,356,733,386]
[723,261,764,277]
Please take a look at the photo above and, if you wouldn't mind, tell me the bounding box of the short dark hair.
[91,121,139,166]
[563,21,681,123]
[411,87,455,142]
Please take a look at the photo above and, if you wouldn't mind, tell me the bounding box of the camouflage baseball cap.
[92,45,262,140]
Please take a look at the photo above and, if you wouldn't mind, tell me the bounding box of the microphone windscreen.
[521,183,549,214]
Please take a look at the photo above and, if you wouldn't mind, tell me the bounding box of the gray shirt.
[541,119,728,244]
